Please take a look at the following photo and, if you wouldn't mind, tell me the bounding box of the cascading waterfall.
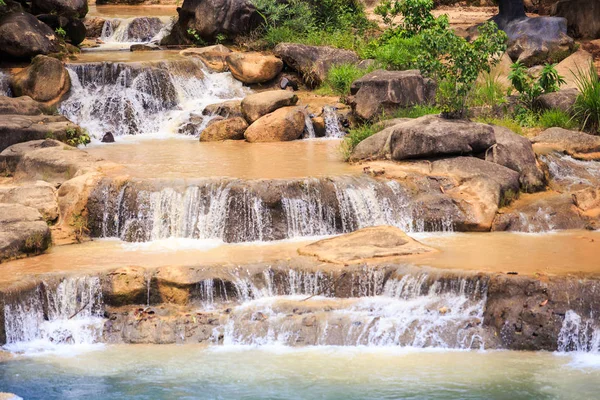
[0,70,11,97]
[3,277,105,353]
[60,59,249,139]
[98,17,172,50]
[323,106,345,138]
[540,153,600,191]
[557,310,600,352]
[90,175,444,243]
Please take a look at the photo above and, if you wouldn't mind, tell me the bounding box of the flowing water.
[97,16,173,51]
[0,70,11,97]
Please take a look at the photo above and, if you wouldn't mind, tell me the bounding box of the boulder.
[124,17,163,42]
[552,0,600,39]
[10,55,71,104]
[31,0,88,19]
[389,115,496,161]
[180,45,232,72]
[273,43,359,87]
[0,181,59,222]
[554,50,594,89]
[350,126,396,162]
[200,117,247,141]
[0,115,81,152]
[225,52,283,84]
[537,152,600,192]
[103,266,148,306]
[349,70,436,120]
[101,132,115,143]
[202,99,242,118]
[504,17,575,66]
[241,90,298,123]
[536,88,578,113]
[161,0,261,44]
[244,106,305,142]
[531,128,600,160]
[0,203,51,262]
[0,12,60,59]
[84,16,106,38]
[0,96,48,115]
[485,125,545,192]
[177,113,205,136]
[298,226,436,264]
[130,44,160,52]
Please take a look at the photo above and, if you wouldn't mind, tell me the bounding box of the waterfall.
[98,17,172,50]
[323,106,345,138]
[90,176,443,243]
[60,60,249,139]
[539,153,600,191]
[213,273,487,348]
[557,310,600,352]
[303,111,316,139]
[3,277,105,353]
[0,70,11,97]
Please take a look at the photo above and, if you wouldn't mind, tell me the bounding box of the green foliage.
[364,35,421,70]
[572,62,600,134]
[392,105,440,118]
[215,33,227,44]
[187,28,206,46]
[340,124,378,160]
[508,61,565,111]
[374,0,439,36]
[470,73,506,107]
[322,64,369,96]
[55,27,66,39]
[65,127,91,147]
[539,109,577,130]
[475,116,523,136]
[0,0,6,6]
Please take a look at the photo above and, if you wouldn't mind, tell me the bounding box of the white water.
[323,106,345,138]
[557,310,600,353]
[96,16,173,50]
[60,60,249,139]
[3,277,105,355]
[540,153,600,190]
[0,70,11,97]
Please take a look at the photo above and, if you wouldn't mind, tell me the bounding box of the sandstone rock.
[241,90,298,123]
[84,16,106,38]
[298,226,436,264]
[130,44,160,52]
[202,99,242,118]
[31,0,88,19]
[180,44,232,72]
[10,55,71,104]
[350,126,396,162]
[0,12,60,59]
[553,0,600,39]
[177,113,205,136]
[554,49,594,89]
[103,266,148,306]
[0,203,51,262]
[531,128,600,160]
[225,52,283,84]
[161,0,261,44]
[0,181,58,221]
[273,43,359,87]
[485,125,545,192]
[200,117,247,141]
[572,187,600,213]
[537,151,600,193]
[505,17,575,66]
[389,115,496,161]
[349,70,436,121]
[244,106,305,142]
[0,115,81,153]
[536,88,578,113]
[0,96,48,115]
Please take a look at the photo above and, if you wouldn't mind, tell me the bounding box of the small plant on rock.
[508,61,565,112]
[187,28,206,46]
[65,127,91,147]
[573,62,600,134]
[55,27,67,39]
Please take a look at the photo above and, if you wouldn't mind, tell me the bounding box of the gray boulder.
[536,88,578,113]
[552,0,600,39]
[349,70,436,121]
[531,127,600,160]
[0,96,48,115]
[31,0,88,18]
[0,115,81,152]
[0,12,60,59]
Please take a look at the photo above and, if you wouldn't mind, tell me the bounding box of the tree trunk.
[493,0,527,29]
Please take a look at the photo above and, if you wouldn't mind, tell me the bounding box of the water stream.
[97,16,173,50]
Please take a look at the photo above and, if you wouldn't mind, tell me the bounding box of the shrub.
[65,127,91,147]
[374,0,440,36]
[508,61,565,111]
[539,109,577,130]
[573,62,600,134]
[322,64,369,96]
[392,105,440,118]
[470,73,506,108]
[365,34,421,70]
[340,124,378,160]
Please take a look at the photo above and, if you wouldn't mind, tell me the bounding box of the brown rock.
[241,90,298,123]
[202,99,242,118]
[10,55,70,104]
[554,50,594,89]
[180,44,232,72]
[531,128,600,160]
[103,266,148,306]
[244,106,305,142]
[553,0,600,39]
[200,117,248,141]
[0,180,58,222]
[0,95,48,115]
[0,203,51,262]
[225,52,283,84]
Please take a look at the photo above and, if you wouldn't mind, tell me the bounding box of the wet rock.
[103,266,148,306]
[39,14,86,46]
[241,90,298,123]
[84,16,106,38]
[125,17,162,42]
[349,70,436,121]
[0,96,48,115]
[162,0,261,44]
[180,44,232,72]
[0,12,60,60]
[554,49,594,89]
[389,115,496,161]
[538,152,600,193]
[101,132,115,143]
[225,52,283,85]
[10,55,71,104]
[202,100,242,119]
[31,0,88,19]
[273,43,359,87]
[299,226,436,264]
[200,117,248,141]
[279,76,298,91]
[130,44,160,52]
[485,125,545,192]
[244,106,305,142]
[0,181,59,222]
[504,16,575,66]
[553,0,600,39]
[0,203,51,263]
[177,113,205,136]
[536,88,578,113]
[531,128,600,160]
[572,187,600,213]
[0,115,82,153]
